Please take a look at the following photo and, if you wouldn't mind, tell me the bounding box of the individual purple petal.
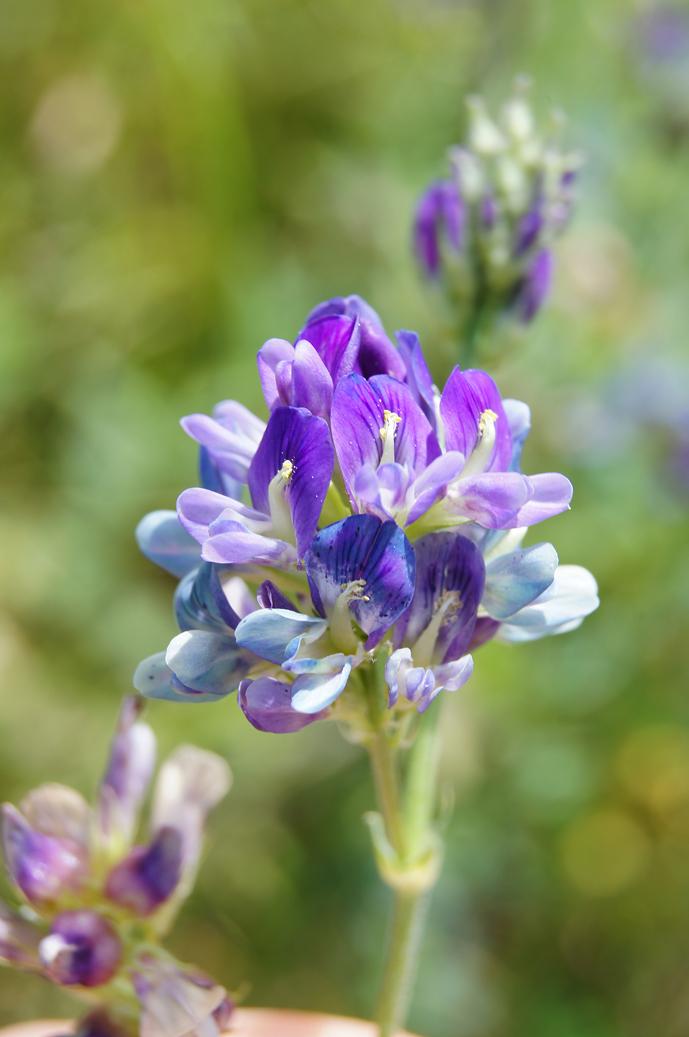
[439,367,513,472]
[504,472,573,527]
[99,696,157,844]
[405,452,466,526]
[150,746,230,885]
[303,294,383,330]
[0,899,42,967]
[431,656,474,694]
[1,804,88,906]
[305,514,416,650]
[257,338,295,410]
[247,406,334,561]
[398,531,485,664]
[291,339,334,419]
[290,663,352,714]
[198,445,243,500]
[39,910,122,987]
[180,407,264,484]
[298,315,361,384]
[385,649,433,709]
[469,617,501,650]
[235,609,326,665]
[133,954,229,1037]
[513,249,553,323]
[136,511,202,580]
[238,677,328,732]
[395,330,437,433]
[256,580,299,612]
[502,398,531,472]
[177,488,239,544]
[105,826,182,916]
[414,180,464,278]
[202,521,296,568]
[448,471,534,528]
[301,295,405,381]
[482,542,558,620]
[174,563,240,633]
[165,630,252,697]
[331,374,441,503]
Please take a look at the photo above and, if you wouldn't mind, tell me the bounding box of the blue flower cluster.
[134,295,598,729]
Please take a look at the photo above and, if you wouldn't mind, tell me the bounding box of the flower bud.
[39,910,122,987]
[1,803,88,907]
[104,826,182,916]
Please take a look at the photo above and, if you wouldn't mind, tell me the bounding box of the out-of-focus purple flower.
[1,803,88,908]
[104,826,182,916]
[133,954,232,1037]
[99,696,157,845]
[414,180,465,277]
[512,249,554,324]
[0,900,42,967]
[39,910,122,987]
[301,294,407,381]
[74,1008,135,1037]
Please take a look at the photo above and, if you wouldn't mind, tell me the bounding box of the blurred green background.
[2,0,689,1034]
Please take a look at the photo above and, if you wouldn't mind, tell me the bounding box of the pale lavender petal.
[405,451,466,525]
[136,511,202,579]
[202,523,296,567]
[505,472,573,527]
[0,899,42,967]
[177,488,235,544]
[439,367,513,472]
[180,414,258,482]
[291,663,352,713]
[449,472,534,528]
[257,338,295,410]
[133,953,228,1037]
[502,398,531,472]
[395,329,437,432]
[432,656,474,693]
[238,678,328,732]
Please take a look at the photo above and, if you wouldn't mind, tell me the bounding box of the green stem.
[375,889,430,1037]
[362,664,444,1037]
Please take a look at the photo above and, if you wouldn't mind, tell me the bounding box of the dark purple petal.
[238,677,328,732]
[414,180,464,277]
[396,532,485,664]
[469,617,501,650]
[394,329,437,432]
[174,563,241,634]
[305,514,416,649]
[302,294,384,330]
[39,910,122,987]
[290,339,334,419]
[331,374,441,503]
[513,249,553,323]
[99,697,156,843]
[439,367,513,472]
[298,315,361,384]
[248,407,334,561]
[105,826,182,916]
[257,580,299,612]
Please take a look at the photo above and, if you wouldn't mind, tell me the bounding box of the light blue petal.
[235,609,326,665]
[500,565,599,631]
[135,511,202,578]
[291,663,352,714]
[482,543,558,620]
[283,650,349,675]
[132,651,223,702]
[165,630,248,696]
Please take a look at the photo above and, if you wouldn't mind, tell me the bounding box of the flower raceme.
[0,697,233,1037]
[133,295,598,729]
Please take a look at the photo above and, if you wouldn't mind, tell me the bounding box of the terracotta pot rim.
[0,1008,421,1037]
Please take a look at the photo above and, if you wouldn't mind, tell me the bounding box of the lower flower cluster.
[0,698,232,1037]
[133,295,599,733]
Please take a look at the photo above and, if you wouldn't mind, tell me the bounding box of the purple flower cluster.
[414,79,581,327]
[0,697,232,1037]
[134,295,598,728]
